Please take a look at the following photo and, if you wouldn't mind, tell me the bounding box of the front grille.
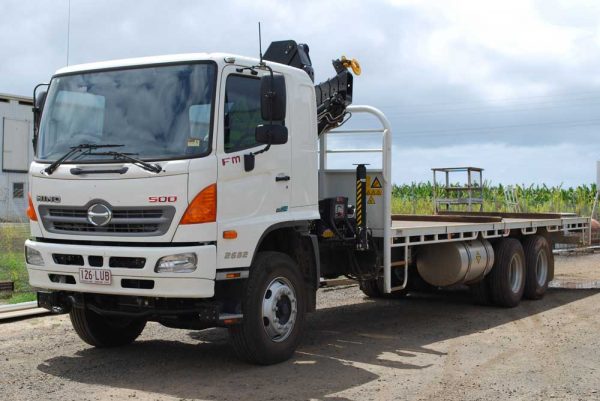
[113,210,164,219]
[49,209,87,218]
[39,203,175,237]
[53,253,84,266]
[121,279,155,289]
[49,274,76,284]
[88,256,103,267]
[109,257,146,269]
[52,222,159,233]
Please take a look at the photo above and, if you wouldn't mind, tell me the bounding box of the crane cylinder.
[416,239,494,287]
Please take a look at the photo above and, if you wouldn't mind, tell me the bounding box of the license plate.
[79,268,112,285]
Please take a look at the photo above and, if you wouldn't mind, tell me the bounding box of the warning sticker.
[368,195,376,204]
[187,138,201,147]
[366,176,383,196]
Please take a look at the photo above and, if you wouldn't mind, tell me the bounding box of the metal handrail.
[320,105,394,293]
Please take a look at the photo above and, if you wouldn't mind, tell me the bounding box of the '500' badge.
[149,196,177,203]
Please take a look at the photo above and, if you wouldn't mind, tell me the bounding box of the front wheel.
[228,251,306,365]
[70,307,146,347]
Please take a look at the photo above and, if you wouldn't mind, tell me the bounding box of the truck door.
[216,66,292,268]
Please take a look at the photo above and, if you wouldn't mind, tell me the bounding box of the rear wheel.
[70,307,146,347]
[228,251,306,365]
[359,277,385,298]
[470,276,492,305]
[488,238,526,308]
[522,235,554,300]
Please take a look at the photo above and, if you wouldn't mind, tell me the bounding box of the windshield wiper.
[43,144,124,175]
[89,151,163,174]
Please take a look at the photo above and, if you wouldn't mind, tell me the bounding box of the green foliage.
[0,224,31,304]
[7,292,36,304]
[391,182,596,215]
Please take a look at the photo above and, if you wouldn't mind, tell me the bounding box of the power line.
[373,90,600,111]
[397,118,600,137]
[380,97,600,117]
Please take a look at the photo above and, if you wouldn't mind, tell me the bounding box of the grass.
[391,182,596,215]
[6,292,36,304]
[0,224,32,304]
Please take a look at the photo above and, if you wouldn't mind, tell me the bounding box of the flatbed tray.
[437,211,578,219]
[385,213,589,246]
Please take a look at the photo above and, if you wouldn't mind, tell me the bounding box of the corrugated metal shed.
[0,92,34,222]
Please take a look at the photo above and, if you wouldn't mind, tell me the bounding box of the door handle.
[276,175,290,182]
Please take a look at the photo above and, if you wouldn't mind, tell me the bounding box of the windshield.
[38,62,216,162]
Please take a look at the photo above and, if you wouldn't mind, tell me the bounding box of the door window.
[223,75,263,153]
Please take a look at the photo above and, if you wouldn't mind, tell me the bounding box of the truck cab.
[26,52,323,364]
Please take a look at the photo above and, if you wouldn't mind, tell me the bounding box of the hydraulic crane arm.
[263,40,361,135]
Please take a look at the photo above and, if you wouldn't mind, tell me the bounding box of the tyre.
[488,238,526,308]
[228,251,306,365]
[70,307,146,347]
[469,276,492,305]
[359,278,384,298]
[522,235,554,300]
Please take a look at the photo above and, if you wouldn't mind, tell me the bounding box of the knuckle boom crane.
[262,40,361,135]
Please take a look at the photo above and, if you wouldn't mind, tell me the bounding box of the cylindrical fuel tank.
[416,239,494,287]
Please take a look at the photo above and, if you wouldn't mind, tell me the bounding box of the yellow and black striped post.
[356,164,368,250]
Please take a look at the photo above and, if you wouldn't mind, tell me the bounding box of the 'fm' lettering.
[222,156,241,166]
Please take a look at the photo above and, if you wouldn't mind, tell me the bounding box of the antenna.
[258,22,263,65]
[66,0,71,66]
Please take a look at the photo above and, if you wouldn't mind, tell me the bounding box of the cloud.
[0,0,599,185]
[326,135,597,186]
[390,142,598,186]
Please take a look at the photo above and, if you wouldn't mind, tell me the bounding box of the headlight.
[25,246,44,266]
[155,253,197,273]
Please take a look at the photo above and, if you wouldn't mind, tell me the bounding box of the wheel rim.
[535,250,549,287]
[261,277,297,343]
[509,253,524,293]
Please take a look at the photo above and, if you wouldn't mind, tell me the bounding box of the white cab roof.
[54,53,312,83]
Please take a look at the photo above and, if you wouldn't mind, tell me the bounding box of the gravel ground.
[1,254,600,401]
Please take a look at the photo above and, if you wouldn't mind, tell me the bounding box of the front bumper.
[26,240,216,298]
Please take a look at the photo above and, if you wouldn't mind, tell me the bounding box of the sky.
[1,0,599,186]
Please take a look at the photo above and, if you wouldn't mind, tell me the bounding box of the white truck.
[25,40,589,364]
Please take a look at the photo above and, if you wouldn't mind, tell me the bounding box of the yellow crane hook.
[341,56,361,76]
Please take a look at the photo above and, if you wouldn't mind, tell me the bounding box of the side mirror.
[32,84,48,155]
[34,89,47,111]
[260,74,286,121]
[255,124,288,145]
[33,89,47,127]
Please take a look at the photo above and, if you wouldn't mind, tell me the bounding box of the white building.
[0,92,34,222]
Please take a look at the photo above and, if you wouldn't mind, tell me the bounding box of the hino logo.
[87,204,112,227]
[36,195,61,203]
